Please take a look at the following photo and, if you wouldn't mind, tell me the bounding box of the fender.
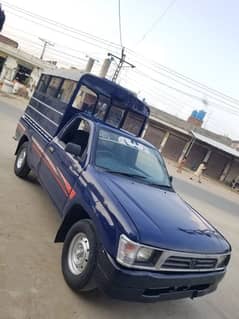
[15,134,29,155]
[14,119,30,154]
[54,203,90,243]
[54,193,138,258]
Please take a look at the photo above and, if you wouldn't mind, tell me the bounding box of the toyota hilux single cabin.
[13,69,231,302]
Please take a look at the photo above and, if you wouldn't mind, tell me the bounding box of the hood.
[98,172,230,254]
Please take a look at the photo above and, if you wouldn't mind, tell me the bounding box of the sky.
[1,0,239,139]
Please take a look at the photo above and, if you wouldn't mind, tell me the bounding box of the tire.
[14,141,30,178]
[61,219,98,293]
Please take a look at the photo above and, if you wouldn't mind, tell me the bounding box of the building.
[144,106,239,185]
[0,35,55,96]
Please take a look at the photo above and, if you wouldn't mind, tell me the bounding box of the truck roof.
[42,70,149,112]
[42,69,141,101]
[43,68,85,82]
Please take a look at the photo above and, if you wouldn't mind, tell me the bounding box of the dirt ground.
[0,94,238,319]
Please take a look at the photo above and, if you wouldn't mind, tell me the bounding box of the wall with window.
[144,123,166,149]
[185,143,208,170]
[205,151,231,180]
[224,159,239,185]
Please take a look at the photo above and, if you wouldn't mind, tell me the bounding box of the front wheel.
[14,141,30,178]
[61,220,98,293]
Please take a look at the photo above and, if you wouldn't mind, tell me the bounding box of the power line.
[4,0,239,108]
[7,41,79,67]
[121,63,239,118]
[127,49,239,107]
[4,0,239,111]
[4,31,88,65]
[6,28,239,117]
[124,76,239,138]
[131,69,239,116]
[125,78,194,113]
[5,8,119,54]
[5,30,88,62]
[3,0,239,118]
[2,1,121,50]
[125,51,239,116]
[118,0,123,47]
[134,69,202,101]
[5,26,93,56]
[124,74,195,113]
[132,58,239,113]
[136,0,177,46]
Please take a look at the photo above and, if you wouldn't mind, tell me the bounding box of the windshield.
[95,129,171,187]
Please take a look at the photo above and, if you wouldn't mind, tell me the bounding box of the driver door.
[38,118,91,213]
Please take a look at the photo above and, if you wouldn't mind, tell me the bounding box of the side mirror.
[65,143,82,156]
[169,176,173,183]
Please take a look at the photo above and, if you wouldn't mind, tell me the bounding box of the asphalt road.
[0,95,24,119]
[0,97,239,319]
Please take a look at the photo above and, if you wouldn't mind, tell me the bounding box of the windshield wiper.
[145,182,172,189]
[103,169,147,180]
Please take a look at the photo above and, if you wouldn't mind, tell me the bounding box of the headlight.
[116,234,160,269]
[136,247,153,262]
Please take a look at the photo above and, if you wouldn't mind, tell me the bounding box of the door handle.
[48,146,55,153]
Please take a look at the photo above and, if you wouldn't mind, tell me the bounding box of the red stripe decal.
[69,189,76,200]
[42,157,68,197]
[58,170,72,194]
[32,140,76,200]
[58,169,76,200]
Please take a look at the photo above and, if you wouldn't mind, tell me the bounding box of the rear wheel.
[14,142,30,178]
[61,220,98,292]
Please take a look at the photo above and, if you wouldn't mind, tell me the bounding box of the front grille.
[161,256,218,271]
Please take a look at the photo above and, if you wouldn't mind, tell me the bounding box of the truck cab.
[14,69,231,302]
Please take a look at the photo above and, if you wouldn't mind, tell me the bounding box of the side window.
[122,112,144,135]
[57,79,77,103]
[105,106,125,128]
[46,77,62,97]
[72,85,97,114]
[60,119,91,160]
[94,95,110,120]
[37,74,50,93]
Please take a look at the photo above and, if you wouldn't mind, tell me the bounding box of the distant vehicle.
[13,69,231,302]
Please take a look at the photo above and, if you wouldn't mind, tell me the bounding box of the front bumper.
[94,250,226,302]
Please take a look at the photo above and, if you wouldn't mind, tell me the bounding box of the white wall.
[0,56,18,81]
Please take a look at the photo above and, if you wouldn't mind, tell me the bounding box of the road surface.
[0,96,238,319]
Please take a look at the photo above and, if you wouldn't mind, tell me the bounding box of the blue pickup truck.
[14,69,231,302]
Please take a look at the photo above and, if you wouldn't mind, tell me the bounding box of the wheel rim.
[68,233,90,275]
[16,148,26,169]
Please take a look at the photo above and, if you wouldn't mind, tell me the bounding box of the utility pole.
[39,38,54,60]
[108,47,135,82]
